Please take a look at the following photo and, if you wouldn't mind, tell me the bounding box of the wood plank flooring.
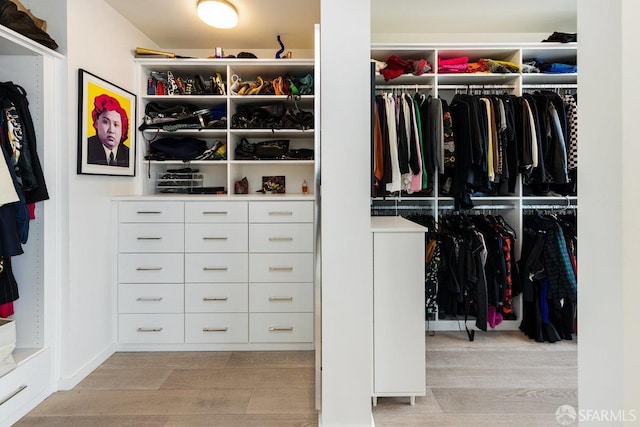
[15,331,576,426]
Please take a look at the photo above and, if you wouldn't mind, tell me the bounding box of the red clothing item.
[29,203,36,220]
[0,302,14,317]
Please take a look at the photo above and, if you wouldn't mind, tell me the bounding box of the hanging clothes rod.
[522,83,578,89]
[523,204,578,210]
[438,204,515,210]
[438,84,516,90]
[375,84,434,90]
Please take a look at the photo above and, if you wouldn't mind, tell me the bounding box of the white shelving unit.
[0,25,63,425]
[370,42,578,332]
[134,58,317,198]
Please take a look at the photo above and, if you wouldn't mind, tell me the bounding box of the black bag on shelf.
[139,102,226,131]
[231,102,285,129]
[147,137,207,161]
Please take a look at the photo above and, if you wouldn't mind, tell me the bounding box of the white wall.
[58,0,158,388]
[578,0,640,419]
[320,0,373,425]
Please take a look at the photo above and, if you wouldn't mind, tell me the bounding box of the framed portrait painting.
[77,69,136,176]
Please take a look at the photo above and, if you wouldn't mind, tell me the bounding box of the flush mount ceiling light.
[197,0,239,29]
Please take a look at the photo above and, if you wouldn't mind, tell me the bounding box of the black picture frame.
[77,69,136,176]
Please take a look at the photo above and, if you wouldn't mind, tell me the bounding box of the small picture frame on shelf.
[262,176,286,194]
[77,68,136,176]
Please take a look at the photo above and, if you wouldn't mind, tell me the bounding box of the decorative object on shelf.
[302,180,308,194]
[261,176,286,194]
[0,0,58,50]
[197,0,238,29]
[234,177,249,194]
[77,69,136,176]
[276,34,285,59]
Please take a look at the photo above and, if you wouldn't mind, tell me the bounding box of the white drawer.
[119,201,184,223]
[250,283,314,313]
[185,313,248,343]
[185,223,248,253]
[249,253,313,283]
[118,314,184,343]
[119,253,184,283]
[119,283,184,314]
[119,223,184,253]
[185,201,248,223]
[249,313,314,343]
[185,283,248,313]
[185,253,248,283]
[249,201,313,223]
[249,223,313,253]
[0,349,50,425]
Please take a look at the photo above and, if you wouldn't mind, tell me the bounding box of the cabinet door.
[119,253,184,283]
[185,201,248,223]
[373,232,426,394]
[185,313,249,343]
[249,313,313,343]
[185,253,249,283]
[185,223,248,253]
[249,201,313,223]
[119,223,184,253]
[249,282,313,313]
[249,223,313,253]
[185,283,248,313]
[118,314,184,343]
[249,253,313,283]
[119,201,184,223]
[118,283,184,314]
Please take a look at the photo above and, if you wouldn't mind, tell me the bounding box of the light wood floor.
[15,331,576,426]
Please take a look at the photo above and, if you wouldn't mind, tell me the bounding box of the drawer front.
[185,253,248,283]
[249,253,313,283]
[119,253,184,283]
[185,201,248,223]
[249,223,313,253]
[249,201,313,223]
[0,350,50,424]
[249,283,314,313]
[185,283,248,313]
[119,283,184,314]
[185,313,248,343]
[118,314,184,343]
[185,223,248,253]
[249,313,314,343]
[119,223,184,253]
[119,201,184,223]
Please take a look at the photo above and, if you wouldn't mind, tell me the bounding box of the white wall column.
[320,0,373,425]
[578,0,640,420]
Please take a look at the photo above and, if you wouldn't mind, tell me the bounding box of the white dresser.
[115,198,314,351]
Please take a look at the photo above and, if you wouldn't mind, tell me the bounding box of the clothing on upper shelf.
[519,212,577,343]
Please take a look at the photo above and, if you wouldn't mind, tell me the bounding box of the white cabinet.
[371,217,427,406]
[115,198,314,350]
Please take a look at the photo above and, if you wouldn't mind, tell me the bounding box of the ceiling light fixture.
[197,0,239,29]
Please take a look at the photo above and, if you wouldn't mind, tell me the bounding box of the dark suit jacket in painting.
[86,135,129,167]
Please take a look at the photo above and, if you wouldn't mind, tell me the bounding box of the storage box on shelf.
[135,58,316,198]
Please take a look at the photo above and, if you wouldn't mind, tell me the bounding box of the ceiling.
[104,0,576,51]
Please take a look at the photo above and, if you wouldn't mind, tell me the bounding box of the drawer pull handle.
[269,236,293,241]
[0,385,27,406]
[137,327,163,332]
[136,297,163,302]
[269,326,294,332]
[203,327,229,332]
[203,297,228,301]
[269,266,293,272]
[269,296,294,301]
[136,211,163,214]
[268,211,293,216]
[136,267,163,271]
[203,211,228,215]
[137,236,163,240]
[203,236,228,240]
[203,266,228,271]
